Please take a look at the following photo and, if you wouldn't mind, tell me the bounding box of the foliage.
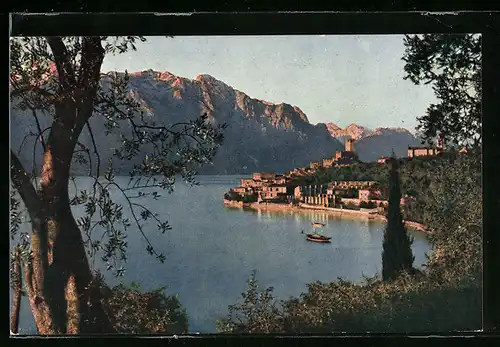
[416,150,482,283]
[359,201,377,209]
[216,270,284,333]
[10,35,226,274]
[218,34,482,333]
[342,202,360,211]
[382,157,415,282]
[224,190,257,203]
[224,189,240,201]
[281,272,480,333]
[291,198,301,206]
[219,151,482,333]
[9,36,226,334]
[218,267,480,334]
[94,273,189,334]
[402,34,481,146]
[242,194,258,203]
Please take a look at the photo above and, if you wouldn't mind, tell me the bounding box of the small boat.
[306,233,332,243]
[311,222,326,227]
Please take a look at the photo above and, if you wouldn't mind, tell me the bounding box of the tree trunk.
[11,36,111,335]
[36,103,114,334]
[11,104,114,334]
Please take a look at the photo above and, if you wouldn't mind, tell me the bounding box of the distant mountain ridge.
[11,69,426,174]
[325,123,424,162]
[326,123,372,140]
[11,69,344,175]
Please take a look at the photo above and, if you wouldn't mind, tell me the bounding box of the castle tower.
[346,138,355,152]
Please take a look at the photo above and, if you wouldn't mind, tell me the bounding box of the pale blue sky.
[101,35,437,132]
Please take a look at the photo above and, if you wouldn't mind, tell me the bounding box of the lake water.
[10,175,431,334]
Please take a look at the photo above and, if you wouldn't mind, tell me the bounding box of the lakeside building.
[295,184,335,207]
[261,184,288,200]
[359,189,371,202]
[286,168,311,177]
[236,172,296,202]
[228,173,410,211]
[309,137,360,170]
[408,135,445,159]
[253,172,276,181]
[232,186,251,197]
[328,180,377,190]
[407,146,441,158]
[377,157,389,164]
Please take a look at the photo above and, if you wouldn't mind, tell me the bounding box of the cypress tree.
[382,154,415,281]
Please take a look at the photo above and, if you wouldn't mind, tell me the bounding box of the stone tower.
[346,138,355,152]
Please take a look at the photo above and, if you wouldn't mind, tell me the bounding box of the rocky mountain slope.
[11,70,344,175]
[326,123,372,140]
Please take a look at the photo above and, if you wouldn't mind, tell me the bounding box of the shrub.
[219,152,482,334]
[220,270,481,333]
[94,273,189,334]
[216,270,284,333]
[359,201,377,209]
[343,202,360,210]
[242,194,258,203]
[224,190,243,202]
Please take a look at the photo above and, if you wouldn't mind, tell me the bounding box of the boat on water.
[305,222,331,243]
[306,233,331,243]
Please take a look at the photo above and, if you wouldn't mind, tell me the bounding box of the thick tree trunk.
[11,36,111,335]
[11,108,114,334]
[34,102,114,334]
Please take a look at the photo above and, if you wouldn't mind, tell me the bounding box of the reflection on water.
[10,175,432,334]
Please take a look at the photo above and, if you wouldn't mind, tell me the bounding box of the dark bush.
[359,201,377,209]
[343,202,360,210]
[224,189,242,202]
[242,194,258,203]
[95,273,189,334]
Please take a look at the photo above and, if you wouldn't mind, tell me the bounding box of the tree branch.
[10,149,42,218]
[31,127,52,191]
[79,37,105,90]
[45,37,77,90]
[31,109,47,152]
[72,38,105,136]
[10,84,57,101]
[86,121,101,180]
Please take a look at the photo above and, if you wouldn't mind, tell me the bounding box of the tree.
[414,151,481,283]
[97,275,189,334]
[9,36,227,334]
[216,270,283,333]
[382,155,415,282]
[402,34,481,147]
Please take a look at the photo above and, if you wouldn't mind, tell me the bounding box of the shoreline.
[223,200,428,233]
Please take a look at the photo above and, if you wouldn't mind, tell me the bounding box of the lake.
[10,175,431,334]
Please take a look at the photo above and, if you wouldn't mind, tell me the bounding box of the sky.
[101,35,437,132]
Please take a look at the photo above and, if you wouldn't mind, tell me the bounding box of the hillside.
[10,70,344,175]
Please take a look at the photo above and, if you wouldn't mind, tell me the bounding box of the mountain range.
[10,69,424,175]
[325,124,424,162]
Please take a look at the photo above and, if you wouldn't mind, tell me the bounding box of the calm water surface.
[11,175,431,334]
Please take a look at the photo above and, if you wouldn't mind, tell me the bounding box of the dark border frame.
[8,10,500,346]
[9,12,500,36]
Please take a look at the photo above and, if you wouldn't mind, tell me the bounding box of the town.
[223,136,456,215]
